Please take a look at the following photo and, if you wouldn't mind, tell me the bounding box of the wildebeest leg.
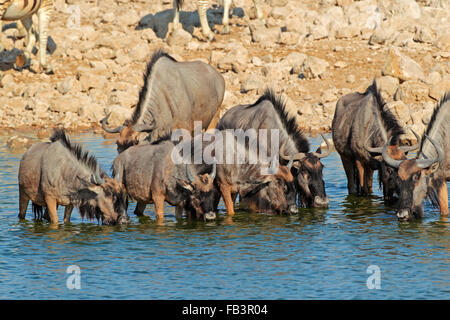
[134,202,146,216]
[437,182,449,216]
[232,192,238,203]
[18,188,29,220]
[44,196,58,224]
[175,205,183,219]
[341,155,357,194]
[355,160,366,194]
[219,182,235,216]
[365,167,374,194]
[153,193,165,220]
[64,205,74,223]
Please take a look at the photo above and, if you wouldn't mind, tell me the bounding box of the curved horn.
[311,134,331,159]
[280,141,306,161]
[381,137,402,168]
[287,157,293,169]
[186,165,196,182]
[364,131,384,154]
[100,113,124,134]
[210,161,217,180]
[417,135,444,169]
[399,129,421,153]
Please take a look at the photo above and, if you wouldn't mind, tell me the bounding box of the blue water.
[0,133,448,299]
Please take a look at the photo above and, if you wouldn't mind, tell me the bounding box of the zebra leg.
[37,5,53,74]
[253,0,266,24]
[13,16,34,70]
[222,0,232,34]
[16,20,27,39]
[172,0,181,31]
[197,0,214,41]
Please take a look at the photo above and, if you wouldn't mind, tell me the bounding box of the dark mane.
[50,128,99,174]
[367,80,405,144]
[420,91,450,151]
[127,50,177,126]
[247,88,309,152]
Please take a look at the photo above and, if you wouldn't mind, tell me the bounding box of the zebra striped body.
[1,0,53,73]
[173,0,264,41]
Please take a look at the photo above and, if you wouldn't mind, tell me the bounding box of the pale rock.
[79,74,108,92]
[375,76,399,100]
[109,90,137,109]
[386,100,411,123]
[104,105,132,127]
[429,76,450,100]
[414,26,435,44]
[7,136,32,150]
[382,47,425,82]
[394,80,429,103]
[425,71,442,86]
[129,42,150,61]
[166,28,192,47]
[56,76,76,95]
[240,75,264,93]
[301,56,329,79]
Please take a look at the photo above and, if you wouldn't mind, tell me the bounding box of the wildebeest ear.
[76,187,100,201]
[175,179,193,192]
[425,162,440,175]
[240,181,270,198]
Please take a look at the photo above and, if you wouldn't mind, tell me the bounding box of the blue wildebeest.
[332,80,419,200]
[101,50,225,153]
[381,92,449,219]
[18,129,129,225]
[217,89,330,208]
[112,136,218,221]
[176,129,297,216]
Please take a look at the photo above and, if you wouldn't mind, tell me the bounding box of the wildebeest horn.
[90,173,105,186]
[399,129,420,153]
[100,113,124,134]
[364,131,384,154]
[311,134,331,159]
[186,165,196,182]
[279,141,306,161]
[381,137,402,168]
[416,135,444,169]
[210,161,217,180]
[287,157,293,169]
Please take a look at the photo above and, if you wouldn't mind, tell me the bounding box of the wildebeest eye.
[283,184,288,192]
[413,173,420,181]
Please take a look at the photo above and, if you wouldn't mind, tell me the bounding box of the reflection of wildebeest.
[218,89,330,208]
[101,50,225,153]
[180,130,297,216]
[381,93,449,220]
[18,129,129,225]
[112,136,217,221]
[332,81,418,199]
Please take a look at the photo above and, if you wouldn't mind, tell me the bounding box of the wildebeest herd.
[17,50,450,225]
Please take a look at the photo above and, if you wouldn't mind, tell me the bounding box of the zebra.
[172,0,265,41]
[1,0,53,73]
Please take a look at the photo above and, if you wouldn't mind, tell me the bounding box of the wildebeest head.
[77,174,130,225]
[240,165,296,215]
[100,113,154,153]
[176,163,217,221]
[381,135,444,220]
[364,129,420,202]
[280,135,330,208]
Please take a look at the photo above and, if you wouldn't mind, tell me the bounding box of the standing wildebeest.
[381,92,449,220]
[181,130,297,215]
[332,81,419,199]
[18,129,129,225]
[101,50,225,153]
[218,89,330,208]
[112,136,217,221]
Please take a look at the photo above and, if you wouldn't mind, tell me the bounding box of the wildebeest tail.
[32,203,43,220]
[175,0,184,10]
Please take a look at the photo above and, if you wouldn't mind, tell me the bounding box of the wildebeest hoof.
[204,212,216,221]
[206,33,215,42]
[42,64,54,75]
[397,210,410,220]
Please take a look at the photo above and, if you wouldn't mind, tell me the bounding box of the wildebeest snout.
[313,196,329,208]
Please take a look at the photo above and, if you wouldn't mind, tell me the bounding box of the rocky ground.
[1,0,449,150]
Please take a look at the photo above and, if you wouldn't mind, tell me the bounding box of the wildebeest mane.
[127,50,177,126]
[150,133,173,145]
[420,91,450,153]
[247,88,309,152]
[50,129,100,174]
[366,80,404,145]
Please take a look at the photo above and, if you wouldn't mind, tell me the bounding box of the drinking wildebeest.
[332,80,419,199]
[101,49,225,153]
[180,130,296,216]
[18,129,129,225]
[112,136,217,221]
[217,89,330,208]
[381,92,449,220]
